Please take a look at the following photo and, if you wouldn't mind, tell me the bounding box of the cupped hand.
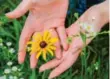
[6,0,69,68]
[38,3,107,78]
[39,1,108,78]
[39,22,96,79]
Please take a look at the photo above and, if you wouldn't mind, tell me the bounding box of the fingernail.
[56,53,62,59]
[30,63,37,69]
[48,75,53,79]
[5,12,11,16]
[18,61,22,64]
[31,64,37,69]
[18,57,23,64]
[39,66,44,73]
[18,56,25,64]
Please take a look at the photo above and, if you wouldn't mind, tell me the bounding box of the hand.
[6,0,69,68]
[39,3,108,78]
[39,22,97,78]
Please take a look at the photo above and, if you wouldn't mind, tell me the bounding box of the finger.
[57,26,68,50]
[30,52,38,69]
[18,24,33,64]
[49,50,81,79]
[49,29,62,59]
[30,32,42,68]
[5,0,32,19]
[39,58,62,72]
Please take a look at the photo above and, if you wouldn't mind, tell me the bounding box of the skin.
[6,0,69,68]
[39,1,109,79]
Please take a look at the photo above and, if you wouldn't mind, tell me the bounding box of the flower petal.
[42,49,47,61]
[36,47,41,52]
[50,38,58,44]
[47,48,54,56]
[33,33,42,42]
[43,31,49,40]
[49,45,56,50]
[27,41,32,45]
[36,50,42,59]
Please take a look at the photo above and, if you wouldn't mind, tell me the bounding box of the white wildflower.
[13,76,18,79]
[95,66,98,70]
[9,48,15,54]
[12,66,18,72]
[79,22,95,33]
[88,32,97,37]
[6,42,12,46]
[4,69,11,74]
[18,69,21,71]
[20,78,24,79]
[0,75,6,79]
[9,75,14,79]
[0,43,3,47]
[7,61,13,66]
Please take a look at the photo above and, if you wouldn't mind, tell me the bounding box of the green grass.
[0,0,109,79]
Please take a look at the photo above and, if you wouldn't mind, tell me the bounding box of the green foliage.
[0,0,109,79]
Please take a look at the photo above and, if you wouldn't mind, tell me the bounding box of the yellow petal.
[36,50,42,59]
[36,47,41,52]
[49,45,56,50]
[33,33,42,42]
[47,48,54,56]
[42,49,47,61]
[50,38,58,44]
[46,32,51,40]
[43,31,49,40]
[27,41,32,45]
[43,31,51,42]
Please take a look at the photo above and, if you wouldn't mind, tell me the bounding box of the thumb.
[6,0,32,19]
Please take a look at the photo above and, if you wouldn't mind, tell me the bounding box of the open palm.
[6,0,69,68]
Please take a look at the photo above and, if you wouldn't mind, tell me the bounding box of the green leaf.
[67,36,72,44]
[80,32,86,43]
[74,13,79,19]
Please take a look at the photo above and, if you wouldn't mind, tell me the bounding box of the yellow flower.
[27,31,58,61]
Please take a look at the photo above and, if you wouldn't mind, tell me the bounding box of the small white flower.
[79,22,95,33]
[9,75,14,79]
[7,61,13,66]
[20,78,24,79]
[0,75,6,79]
[12,66,18,72]
[95,66,98,70]
[18,69,21,71]
[6,42,12,46]
[13,76,18,79]
[87,32,97,37]
[0,43,3,47]
[19,73,22,76]
[9,48,15,54]
[4,69,11,74]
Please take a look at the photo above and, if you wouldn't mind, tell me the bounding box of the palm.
[6,0,69,68]
[26,0,68,31]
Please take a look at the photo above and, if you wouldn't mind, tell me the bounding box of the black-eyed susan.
[27,31,58,61]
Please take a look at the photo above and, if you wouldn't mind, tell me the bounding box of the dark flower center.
[40,41,47,48]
